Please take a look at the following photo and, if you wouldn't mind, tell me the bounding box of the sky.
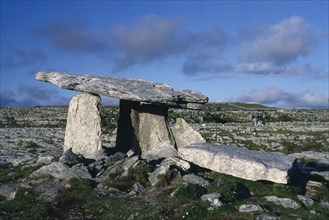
[1,0,328,109]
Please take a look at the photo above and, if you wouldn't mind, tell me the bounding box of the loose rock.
[264,196,300,209]
[238,204,264,212]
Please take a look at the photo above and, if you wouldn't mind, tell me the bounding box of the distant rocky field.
[0,103,328,219]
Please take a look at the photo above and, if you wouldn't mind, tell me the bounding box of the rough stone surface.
[264,196,300,209]
[0,185,16,200]
[255,214,279,220]
[200,192,223,209]
[201,192,222,208]
[136,105,172,153]
[182,174,209,186]
[170,118,205,148]
[141,142,177,162]
[160,157,191,171]
[31,162,91,179]
[297,195,314,207]
[148,165,169,186]
[37,155,54,165]
[178,143,297,184]
[59,149,80,166]
[310,171,329,181]
[238,204,264,212]
[64,93,102,157]
[36,72,208,109]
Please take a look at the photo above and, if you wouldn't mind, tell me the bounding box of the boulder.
[297,195,314,207]
[264,196,300,209]
[201,193,223,208]
[30,162,91,179]
[255,214,279,220]
[148,165,169,186]
[238,204,264,213]
[170,118,205,148]
[0,185,16,200]
[59,149,80,166]
[64,93,102,157]
[178,143,297,184]
[182,174,209,186]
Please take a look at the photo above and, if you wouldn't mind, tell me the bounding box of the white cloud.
[240,16,318,64]
[229,87,328,109]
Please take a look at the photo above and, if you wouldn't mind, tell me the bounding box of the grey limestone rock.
[37,155,54,165]
[59,149,80,167]
[255,214,279,220]
[201,193,222,208]
[30,162,91,179]
[64,93,102,157]
[0,185,16,200]
[170,118,205,148]
[264,196,300,209]
[297,195,314,207]
[238,204,264,213]
[182,174,209,186]
[148,165,169,186]
[178,143,297,184]
[36,72,208,109]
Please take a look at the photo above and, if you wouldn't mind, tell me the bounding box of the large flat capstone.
[36,72,208,109]
[178,143,297,184]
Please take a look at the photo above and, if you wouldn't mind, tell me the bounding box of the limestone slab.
[170,118,205,148]
[36,72,208,109]
[178,143,297,184]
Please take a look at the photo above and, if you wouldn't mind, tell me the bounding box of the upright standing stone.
[170,118,205,148]
[64,93,102,157]
[136,104,172,153]
[116,100,174,154]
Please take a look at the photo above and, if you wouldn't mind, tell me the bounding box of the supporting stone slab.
[170,118,205,148]
[178,143,297,184]
[116,100,174,154]
[64,93,102,157]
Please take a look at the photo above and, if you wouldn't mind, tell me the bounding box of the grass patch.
[0,163,40,183]
[0,188,54,219]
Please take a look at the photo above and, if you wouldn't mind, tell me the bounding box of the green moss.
[172,183,206,201]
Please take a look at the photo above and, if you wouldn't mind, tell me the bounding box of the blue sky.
[1,0,328,109]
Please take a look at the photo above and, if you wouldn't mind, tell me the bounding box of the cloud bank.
[0,86,69,107]
[230,87,328,109]
[238,16,324,77]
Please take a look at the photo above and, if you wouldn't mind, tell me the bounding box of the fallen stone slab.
[178,143,297,184]
[36,72,208,109]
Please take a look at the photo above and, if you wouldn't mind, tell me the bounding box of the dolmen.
[36,71,297,184]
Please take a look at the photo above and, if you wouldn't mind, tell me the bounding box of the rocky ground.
[0,103,328,219]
